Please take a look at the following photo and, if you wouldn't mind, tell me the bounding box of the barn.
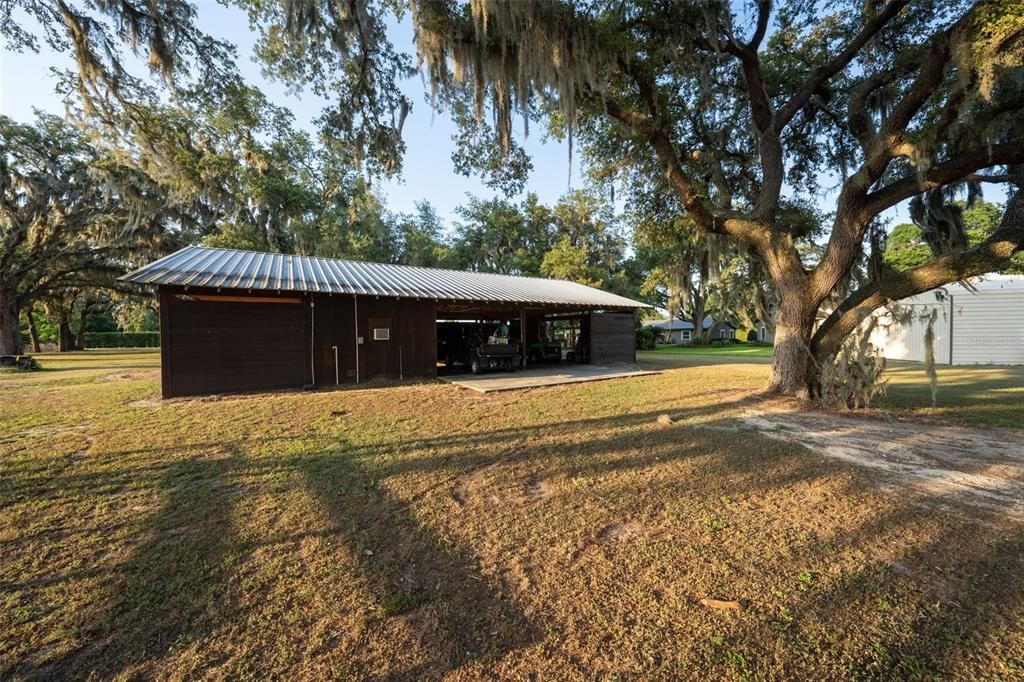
[121,246,647,397]
[869,274,1024,365]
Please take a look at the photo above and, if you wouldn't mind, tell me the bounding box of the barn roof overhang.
[122,246,649,311]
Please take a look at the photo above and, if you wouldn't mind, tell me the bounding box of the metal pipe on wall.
[332,345,339,385]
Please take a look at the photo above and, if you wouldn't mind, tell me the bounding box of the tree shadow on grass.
[23,452,239,680]
[293,445,540,679]
[760,498,1024,679]
[14,391,1020,678]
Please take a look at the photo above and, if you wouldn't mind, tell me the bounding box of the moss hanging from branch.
[409,0,618,155]
[923,307,939,407]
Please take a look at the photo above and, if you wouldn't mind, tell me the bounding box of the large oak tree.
[396,0,1024,395]
[0,114,168,354]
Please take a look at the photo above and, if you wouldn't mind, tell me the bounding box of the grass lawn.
[639,351,1024,429]
[648,343,775,358]
[2,350,1023,679]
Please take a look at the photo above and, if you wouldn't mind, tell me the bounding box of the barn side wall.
[347,295,437,383]
[159,287,439,397]
[160,287,309,398]
[590,311,636,364]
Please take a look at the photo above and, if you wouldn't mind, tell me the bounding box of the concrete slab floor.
[439,364,661,393]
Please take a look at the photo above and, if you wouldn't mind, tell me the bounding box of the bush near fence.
[82,332,160,348]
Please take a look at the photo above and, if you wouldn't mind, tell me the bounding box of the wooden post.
[520,308,527,369]
[158,288,171,398]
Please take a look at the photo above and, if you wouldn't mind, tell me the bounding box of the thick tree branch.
[811,188,1024,359]
[746,1,771,51]
[773,0,910,133]
[865,141,1024,214]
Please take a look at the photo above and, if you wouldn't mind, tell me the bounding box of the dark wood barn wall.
[159,288,309,398]
[312,294,436,385]
[159,285,634,397]
[160,287,438,397]
[590,311,637,364]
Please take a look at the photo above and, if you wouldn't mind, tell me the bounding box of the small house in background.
[121,246,647,397]
[755,301,777,343]
[870,275,1024,365]
[643,317,737,345]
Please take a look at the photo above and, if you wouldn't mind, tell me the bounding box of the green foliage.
[394,202,454,268]
[635,326,657,351]
[242,0,414,177]
[113,302,160,333]
[0,113,170,353]
[885,200,1024,274]
[85,312,118,333]
[452,194,554,275]
[884,223,933,271]
[82,332,160,348]
[541,236,601,287]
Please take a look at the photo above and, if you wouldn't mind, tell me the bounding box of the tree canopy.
[4,0,1023,401]
[0,113,171,353]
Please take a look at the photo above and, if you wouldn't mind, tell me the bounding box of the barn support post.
[353,294,360,384]
[309,298,316,388]
[520,308,526,369]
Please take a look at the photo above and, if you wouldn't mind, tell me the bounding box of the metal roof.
[121,245,648,309]
[645,318,726,331]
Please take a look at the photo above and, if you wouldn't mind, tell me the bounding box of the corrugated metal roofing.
[121,245,648,309]
[645,317,728,331]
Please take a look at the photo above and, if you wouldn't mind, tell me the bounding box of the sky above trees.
[0,1,585,227]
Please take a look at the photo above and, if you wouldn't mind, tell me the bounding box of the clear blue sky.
[0,1,582,228]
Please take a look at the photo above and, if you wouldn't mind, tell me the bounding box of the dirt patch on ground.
[597,521,644,543]
[523,476,551,501]
[732,407,1024,522]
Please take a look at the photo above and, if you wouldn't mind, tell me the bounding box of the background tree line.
[2,0,1021,394]
[2,104,649,353]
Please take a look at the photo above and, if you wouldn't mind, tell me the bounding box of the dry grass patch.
[1,351,1022,679]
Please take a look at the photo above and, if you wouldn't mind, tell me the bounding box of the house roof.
[647,317,732,331]
[120,245,648,309]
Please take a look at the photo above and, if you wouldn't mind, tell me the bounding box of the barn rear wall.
[159,287,436,397]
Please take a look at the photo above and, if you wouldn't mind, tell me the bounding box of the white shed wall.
[950,290,1024,365]
[870,276,1024,366]
[870,303,950,364]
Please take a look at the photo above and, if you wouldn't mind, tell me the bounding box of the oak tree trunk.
[0,287,20,355]
[692,303,705,345]
[58,314,76,352]
[76,310,88,350]
[760,243,820,396]
[26,307,41,353]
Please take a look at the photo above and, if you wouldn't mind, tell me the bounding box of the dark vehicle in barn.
[438,322,521,374]
[527,340,562,364]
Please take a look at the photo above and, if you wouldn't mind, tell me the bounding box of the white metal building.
[870,275,1024,365]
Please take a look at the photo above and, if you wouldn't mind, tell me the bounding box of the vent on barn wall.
[373,328,390,341]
